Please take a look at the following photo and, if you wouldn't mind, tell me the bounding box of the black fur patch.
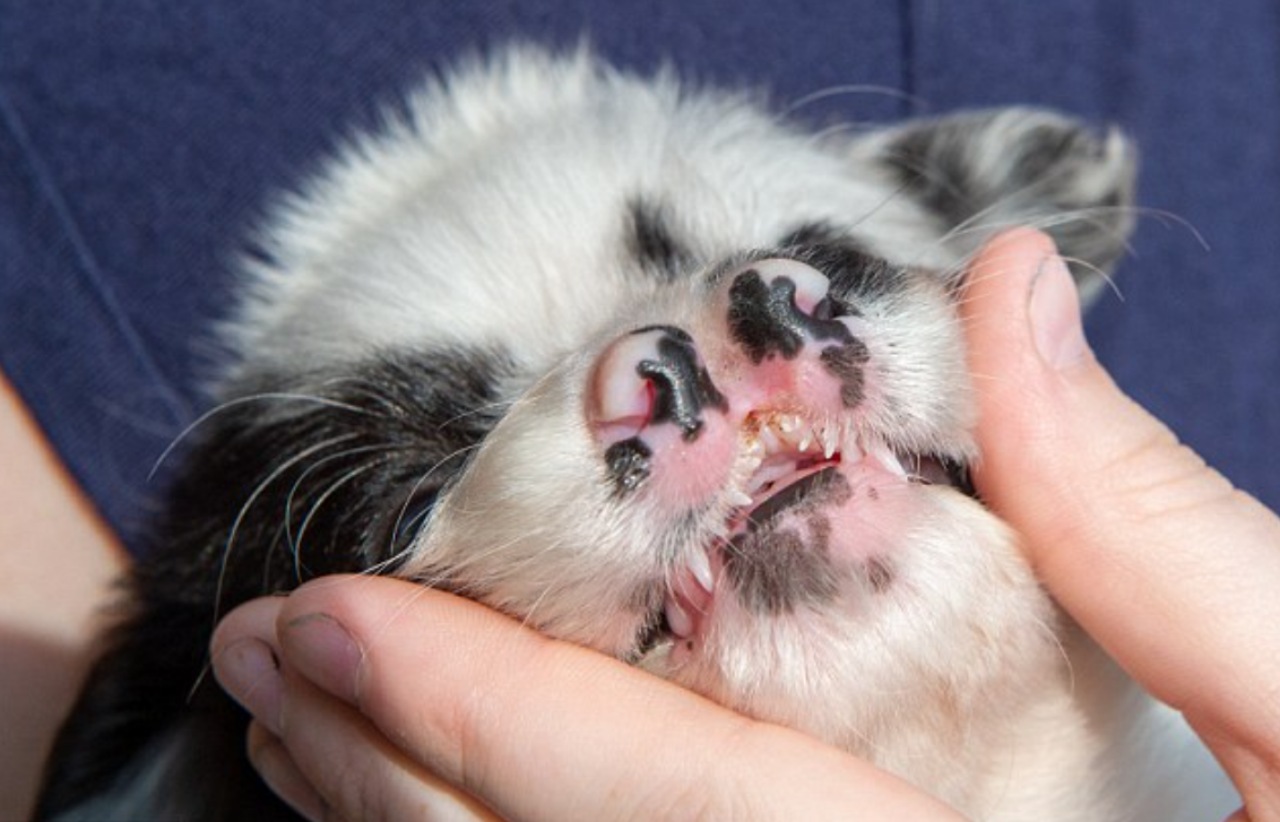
[788,242,905,304]
[36,347,510,820]
[819,339,871,407]
[777,221,847,249]
[883,124,979,229]
[626,197,691,280]
[886,118,1118,225]
[725,468,851,614]
[606,436,652,496]
[865,556,895,593]
[877,113,1133,281]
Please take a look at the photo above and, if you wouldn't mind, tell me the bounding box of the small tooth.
[665,597,694,639]
[845,438,864,463]
[727,487,753,507]
[774,425,807,450]
[798,429,814,452]
[820,425,839,459]
[749,460,800,495]
[777,414,801,433]
[688,550,715,592]
[871,443,908,478]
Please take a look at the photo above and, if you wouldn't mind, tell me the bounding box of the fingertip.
[959,229,1067,402]
[210,594,287,657]
[279,611,363,707]
[212,636,284,735]
[281,573,420,629]
[211,596,288,733]
[960,227,1058,309]
[247,720,329,822]
[960,229,1065,490]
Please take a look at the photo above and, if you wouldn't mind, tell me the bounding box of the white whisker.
[149,393,370,481]
[291,460,385,581]
[212,433,360,623]
[783,84,926,117]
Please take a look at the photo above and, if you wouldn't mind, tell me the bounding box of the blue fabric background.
[2,2,1277,554]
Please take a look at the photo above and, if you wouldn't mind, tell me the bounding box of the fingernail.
[213,639,284,735]
[1028,254,1091,369]
[282,612,362,705]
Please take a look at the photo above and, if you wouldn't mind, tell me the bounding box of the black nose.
[633,326,726,442]
[727,268,852,364]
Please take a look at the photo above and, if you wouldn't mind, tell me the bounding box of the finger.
[246,720,328,822]
[275,574,963,821]
[274,666,499,822]
[960,229,1280,805]
[214,595,497,821]
[211,595,287,733]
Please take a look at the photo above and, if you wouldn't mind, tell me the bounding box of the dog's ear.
[852,109,1137,302]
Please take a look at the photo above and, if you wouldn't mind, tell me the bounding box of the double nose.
[590,258,867,463]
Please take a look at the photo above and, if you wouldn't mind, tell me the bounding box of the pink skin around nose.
[585,258,929,658]
[587,258,869,510]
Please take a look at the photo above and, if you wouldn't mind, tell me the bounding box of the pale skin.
[0,372,129,819]
[5,229,1279,818]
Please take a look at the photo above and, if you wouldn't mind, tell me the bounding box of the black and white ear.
[856,109,1137,300]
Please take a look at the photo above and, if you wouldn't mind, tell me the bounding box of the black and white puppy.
[37,47,1236,820]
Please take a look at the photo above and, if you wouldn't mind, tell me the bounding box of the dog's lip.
[734,462,842,533]
[630,411,974,659]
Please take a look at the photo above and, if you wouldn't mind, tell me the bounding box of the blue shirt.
[2,1,1277,554]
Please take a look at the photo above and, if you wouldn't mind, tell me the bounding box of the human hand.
[961,229,1280,821]
[211,228,1280,820]
[210,578,962,821]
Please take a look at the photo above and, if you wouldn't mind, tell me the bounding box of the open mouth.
[631,410,973,659]
[727,410,973,524]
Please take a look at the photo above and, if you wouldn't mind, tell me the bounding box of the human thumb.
[960,229,1280,809]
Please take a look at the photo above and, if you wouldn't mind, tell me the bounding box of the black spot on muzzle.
[727,268,871,407]
[605,437,652,497]
[724,468,851,614]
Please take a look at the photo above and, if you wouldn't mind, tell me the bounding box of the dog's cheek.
[396,360,672,655]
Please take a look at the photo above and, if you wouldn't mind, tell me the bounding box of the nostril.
[752,258,831,317]
[728,259,854,364]
[592,329,662,446]
[590,325,726,448]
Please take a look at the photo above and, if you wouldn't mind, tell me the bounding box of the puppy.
[37,46,1236,820]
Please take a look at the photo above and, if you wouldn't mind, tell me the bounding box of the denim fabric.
[2,1,1277,554]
